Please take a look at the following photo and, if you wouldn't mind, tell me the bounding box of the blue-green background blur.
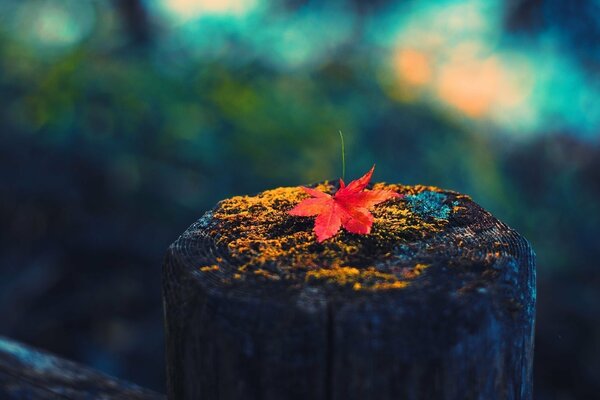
[0,0,599,398]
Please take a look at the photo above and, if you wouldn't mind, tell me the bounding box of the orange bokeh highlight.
[436,57,525,118]
[437,58,498,117]
[163,0,255,17]
[393,49,432,86]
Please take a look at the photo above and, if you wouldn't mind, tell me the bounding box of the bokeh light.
[158,0,258,20]
[12,0,95,50]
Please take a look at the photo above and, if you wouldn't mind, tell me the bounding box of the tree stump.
[163,182,536,400]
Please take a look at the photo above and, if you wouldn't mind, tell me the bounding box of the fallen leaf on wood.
[288,165,401,242]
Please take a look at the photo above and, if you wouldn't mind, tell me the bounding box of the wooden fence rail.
[0,335,164,399]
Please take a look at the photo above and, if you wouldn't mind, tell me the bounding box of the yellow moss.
[306,265,410,291]
[199,265,219,272]
[452,205,465,213]
[373,183,445,196]
[402,263,430,279]
[360,267,399,281]
[415,263,429,274]
[306,265,360,285]
[371,281,410,290]
[253,268,280,280]
[210,182,454,290]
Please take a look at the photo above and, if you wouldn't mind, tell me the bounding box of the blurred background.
[0,0,598,397]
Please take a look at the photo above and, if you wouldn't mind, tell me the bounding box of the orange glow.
[163,0,256,18]
[393,49,431,86]
[437,57,511,118]
[436,56,529,118]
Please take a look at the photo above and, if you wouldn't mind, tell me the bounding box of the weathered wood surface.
[163,182,536,400]
[0,335,165,399]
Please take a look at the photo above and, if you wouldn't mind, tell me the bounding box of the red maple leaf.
[288,165,402,242]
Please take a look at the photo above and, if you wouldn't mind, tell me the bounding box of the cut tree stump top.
[169,181,534,311]
[164,181,536,400]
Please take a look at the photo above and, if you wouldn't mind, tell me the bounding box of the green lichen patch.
[406,191,456,220]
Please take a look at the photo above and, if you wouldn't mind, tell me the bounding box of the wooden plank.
[163,183,536,400]
[0,336,165,399]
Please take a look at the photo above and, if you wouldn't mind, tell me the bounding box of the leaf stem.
[339,130,345,181]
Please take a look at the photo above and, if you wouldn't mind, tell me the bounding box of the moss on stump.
[163,181,536,400]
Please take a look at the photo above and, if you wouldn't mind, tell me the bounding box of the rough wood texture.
[163,182,536,400]
[0,335,165,399]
